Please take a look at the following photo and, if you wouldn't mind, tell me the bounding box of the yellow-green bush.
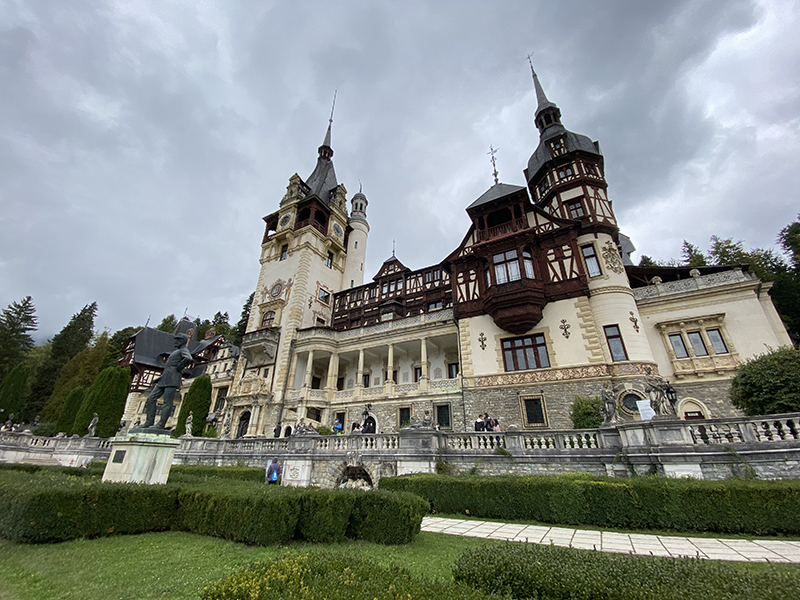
[203,552,498,600]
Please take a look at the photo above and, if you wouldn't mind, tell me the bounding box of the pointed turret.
[529,64,563,136]
[304,119,338,203]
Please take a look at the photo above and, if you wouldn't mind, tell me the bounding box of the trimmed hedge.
[0,470,427,546]
[167,465,266,483]
[453,542,800,600]
[203,552,496,600]
[379,473,800,535]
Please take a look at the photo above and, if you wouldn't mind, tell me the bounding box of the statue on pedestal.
[86,413,99,437]
[132,331,194,433]
[645,374,677,416]
[599,386,620,426]
[184,412,193,437]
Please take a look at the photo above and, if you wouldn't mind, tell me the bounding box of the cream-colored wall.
[342,220,368,289]
[463,297,594,376]
[638,286,790,378]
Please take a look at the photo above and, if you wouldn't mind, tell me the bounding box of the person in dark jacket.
[474,415,485,431]
[266,457,281,484]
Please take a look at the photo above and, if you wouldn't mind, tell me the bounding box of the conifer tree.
[232,292,254,346]
[173,375,212,437]
[40,332,108,422]
[24,302,97,421]
[72,366,130,438]
[102,326,141,370]
[0,362,30,418]
[57,386,85,435]
[0,296,37,382]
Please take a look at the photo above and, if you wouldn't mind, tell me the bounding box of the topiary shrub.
[569,394,603,429]
[173,375,212,438]
[347,490,428,544]
[56,386,85,435]
[72,367,130,437]
[296,489,356,542]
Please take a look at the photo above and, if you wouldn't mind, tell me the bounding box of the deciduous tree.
[730,346,800,415]
[569,395,603,429]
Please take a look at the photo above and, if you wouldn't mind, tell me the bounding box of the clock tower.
[228,120,370,437]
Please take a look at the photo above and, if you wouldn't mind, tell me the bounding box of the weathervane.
[527,52,536,80]
[488,145,499,185]
[392,239,396,258]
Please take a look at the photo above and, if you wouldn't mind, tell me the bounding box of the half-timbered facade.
[214,69,791,438]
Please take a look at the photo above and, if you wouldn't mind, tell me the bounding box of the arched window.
[522,249,535,279]
[261,311,275,328]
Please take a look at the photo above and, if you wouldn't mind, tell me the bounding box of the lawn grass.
[0,531,493,600]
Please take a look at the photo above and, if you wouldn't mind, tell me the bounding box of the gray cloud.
[1,0,798,341]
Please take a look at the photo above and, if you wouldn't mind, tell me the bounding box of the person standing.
[474,415,485,431]
[266,457,281,484]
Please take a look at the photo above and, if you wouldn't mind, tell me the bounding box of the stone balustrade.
[2,413,799,483]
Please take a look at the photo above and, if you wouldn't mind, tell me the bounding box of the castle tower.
[233,119,355,436]
[342,188,369,289]
[524,67,654,366]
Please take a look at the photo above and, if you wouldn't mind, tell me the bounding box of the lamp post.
[666,385,678,405]
[362,404,372,423]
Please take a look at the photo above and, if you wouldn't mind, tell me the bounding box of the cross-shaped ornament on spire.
[488,145,499,185]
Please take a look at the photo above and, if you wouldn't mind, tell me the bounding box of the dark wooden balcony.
[483,278,546,334]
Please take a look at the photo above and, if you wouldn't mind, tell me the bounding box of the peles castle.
[121,70,791,439]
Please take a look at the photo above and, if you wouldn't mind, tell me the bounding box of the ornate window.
[493,250,521,284]
[519,395,548,428]
[502,334,550,371]
[261,311,275,328]
[603,325,628,361]
[581,244,602,278]
[325,251,333,268]
[657,316,736,379]
[280,245,288,261]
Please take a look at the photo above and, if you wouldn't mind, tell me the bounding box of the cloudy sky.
[1,0,799,341]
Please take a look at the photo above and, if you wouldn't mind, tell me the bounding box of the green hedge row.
[453,543,800,600]
[168,464,266,483]
[379,473,800,535]
[0,471,428,545]
[203,551,495,600]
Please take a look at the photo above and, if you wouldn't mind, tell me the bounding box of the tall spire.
[318,90,336,160]
[527,54,557,117]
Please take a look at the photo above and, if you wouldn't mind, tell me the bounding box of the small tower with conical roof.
[343,186,370,289]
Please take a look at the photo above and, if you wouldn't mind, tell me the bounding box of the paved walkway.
[421,517,800,563]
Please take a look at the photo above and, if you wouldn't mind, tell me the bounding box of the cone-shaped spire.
[527,60,563,136]
[528,58,558,118]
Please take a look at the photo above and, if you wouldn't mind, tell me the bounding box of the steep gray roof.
[467,183,527,210]
[526,127,601,182]
[304,122,338,204]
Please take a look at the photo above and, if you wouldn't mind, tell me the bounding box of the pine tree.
[0,362,30,419]
[0,296,37,382]
[24,303,97,421]
[40,333,109,422]
[57,386,85,435]
[680,241,707,267]
[232,292,254,346]
[72,367,130,438]
[173,375,212,437]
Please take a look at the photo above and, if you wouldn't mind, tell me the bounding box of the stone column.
[303,350,315,388]
[420,337,429,392]
[326,352,338,391]
[386,344,395,395]
[355,348,365,400]
[247,401,260,436]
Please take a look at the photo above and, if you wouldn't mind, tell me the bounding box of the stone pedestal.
[102,434,180,485]
[282,458,312,487]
